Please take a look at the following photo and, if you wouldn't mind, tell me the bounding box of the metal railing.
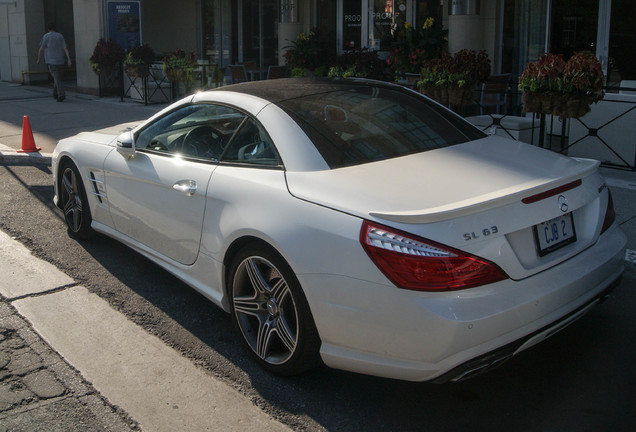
[464,82,636,171]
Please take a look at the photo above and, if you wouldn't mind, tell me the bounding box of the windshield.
[278,86,485,168]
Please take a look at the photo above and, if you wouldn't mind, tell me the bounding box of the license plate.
[534,213,576,256]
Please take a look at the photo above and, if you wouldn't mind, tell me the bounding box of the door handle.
[173,180,197,196]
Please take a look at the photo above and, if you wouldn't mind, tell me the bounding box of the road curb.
[0,229,291,432]
[0,145,52,165]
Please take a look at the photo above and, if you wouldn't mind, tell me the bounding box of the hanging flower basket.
[93,65,117,78]
[125,64,150,78]
[418,50,490,108]
[162,49,197,82]
[418,81,436,99]
[433,85,449,106]
[165,68,184,82]
[519,52,604,118]
[448,85,474,107]
[521,92,542,114]
[124,44,155,78]
[90,39,124,77]
[565,94,592,118]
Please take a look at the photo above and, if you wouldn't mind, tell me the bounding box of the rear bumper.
[306,224,626,382]
[431,273,622,383]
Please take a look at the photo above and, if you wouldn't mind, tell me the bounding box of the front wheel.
[59,162,94,239]
[229,244,321,376]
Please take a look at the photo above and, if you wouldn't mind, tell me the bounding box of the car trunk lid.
[286,137,606,280]
[286,136,598,224]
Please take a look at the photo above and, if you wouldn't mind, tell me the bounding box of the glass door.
[549,0,599,59]
[502,0,549,80]
[203,0,234,68]
[204,0,278,70]
[339,0,413,53]
[239,0,278,68]
[340,0,364,51]
[605,1,636,86]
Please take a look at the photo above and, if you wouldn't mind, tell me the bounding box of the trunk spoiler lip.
[369,159,600,224]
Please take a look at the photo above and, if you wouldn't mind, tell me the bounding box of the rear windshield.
[278,86,485,169]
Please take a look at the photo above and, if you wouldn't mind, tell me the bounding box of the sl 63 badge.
[463,226,499,241]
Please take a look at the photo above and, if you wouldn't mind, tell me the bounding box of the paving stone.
[0,378,34,412]
[22,370,66,399]
[8,349,43,376]
[0,351,9,369]
[0,298,138,430]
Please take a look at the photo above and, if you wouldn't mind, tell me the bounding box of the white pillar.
[72,0,103,94]
[448,14,483,53]
[278,22,303,65]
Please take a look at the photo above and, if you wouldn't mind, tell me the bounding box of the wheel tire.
[229,244,322,376]
[59,162,94,239]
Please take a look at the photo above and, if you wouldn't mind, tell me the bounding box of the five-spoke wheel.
[229,245,321,375]
[59,162,93,239]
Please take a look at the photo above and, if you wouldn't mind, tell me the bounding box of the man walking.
[37,22,72,102]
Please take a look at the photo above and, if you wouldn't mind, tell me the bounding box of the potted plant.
[162,48,198,82]
[418,49,490,107]
[417,54,450,104]
[560,52,604,118]
[283,29,329,77]
[124,44,155,78]
[386,18,447,81]
[518,53,565,115]
[519,52,604,118]
[89,39,124,76]
[446,49,490,107]
[329,48,390,81]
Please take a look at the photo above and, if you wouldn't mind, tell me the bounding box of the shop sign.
[107,1,142,50]
[342,0,362,50]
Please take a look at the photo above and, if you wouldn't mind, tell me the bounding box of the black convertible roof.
[210,77,409,103]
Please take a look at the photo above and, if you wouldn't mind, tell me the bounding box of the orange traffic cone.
[17,115,41,153]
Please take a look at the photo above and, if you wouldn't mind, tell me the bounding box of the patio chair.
[267,65,288,80]
[229,64,248,83]
[479,74,510,115]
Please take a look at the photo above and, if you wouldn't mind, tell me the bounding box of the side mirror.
[116,131,135,158]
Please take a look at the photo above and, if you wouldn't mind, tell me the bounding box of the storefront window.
[414,0,442,30]
[608,1,636,83]
[342,0,362,50]
[511,0,548,80]
[204,0,278,68]
[203,0,234,67]
[550,0,598,60]
[369,0,404,51]
[239,0,278,67]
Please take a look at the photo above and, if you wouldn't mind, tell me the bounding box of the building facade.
[1,0,634,94]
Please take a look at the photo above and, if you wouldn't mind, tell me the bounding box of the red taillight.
[600,189,616,234]
[360,221,508,291]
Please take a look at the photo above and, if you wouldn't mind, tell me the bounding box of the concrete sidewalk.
[0,81,166,154]
[0,229,291,431]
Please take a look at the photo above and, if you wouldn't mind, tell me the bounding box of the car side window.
[220,118,281,166]
[135,104,246,161]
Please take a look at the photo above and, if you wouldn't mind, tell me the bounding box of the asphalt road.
[0,150,635,431]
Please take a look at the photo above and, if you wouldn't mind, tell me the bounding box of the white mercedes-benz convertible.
[52,78,626,382]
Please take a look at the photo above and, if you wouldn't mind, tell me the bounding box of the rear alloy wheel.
[229,245,321,375]
[60,162,94,239]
